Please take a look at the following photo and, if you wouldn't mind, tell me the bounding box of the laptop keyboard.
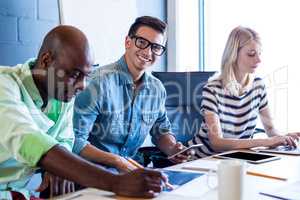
[273,145,300,153]
[258,140,300,155]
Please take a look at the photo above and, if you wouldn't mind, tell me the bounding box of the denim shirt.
[73,56,172,157]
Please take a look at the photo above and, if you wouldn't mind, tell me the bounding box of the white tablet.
[213,151,280,164]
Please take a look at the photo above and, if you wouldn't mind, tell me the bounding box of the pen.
[182,166,216,172]
[126,157,174,190]
[64,193,83,200]
[246,171,287,181]
[182,166,287,181]
[126,157,144,169]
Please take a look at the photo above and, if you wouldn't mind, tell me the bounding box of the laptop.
[258,145,300,155]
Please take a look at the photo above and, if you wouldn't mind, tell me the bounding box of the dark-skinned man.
[0,25,167,200]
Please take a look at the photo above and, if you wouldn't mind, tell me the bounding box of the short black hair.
[128,16,167,37]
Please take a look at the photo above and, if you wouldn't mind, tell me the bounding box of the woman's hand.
[287,132,300,141]
[266,135,297,148]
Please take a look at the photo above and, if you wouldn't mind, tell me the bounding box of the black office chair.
[137,71,215,168]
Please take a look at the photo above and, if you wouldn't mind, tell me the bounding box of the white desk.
[55,153,300,200]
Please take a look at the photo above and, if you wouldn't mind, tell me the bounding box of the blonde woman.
[189,26,300,158]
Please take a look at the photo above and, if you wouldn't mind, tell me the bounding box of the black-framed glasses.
[130,35,166,56]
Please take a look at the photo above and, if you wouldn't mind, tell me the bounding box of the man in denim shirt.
[73,16,186,172]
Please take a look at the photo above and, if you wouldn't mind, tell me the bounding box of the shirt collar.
[19,59,44,108]
[117,56,151,88]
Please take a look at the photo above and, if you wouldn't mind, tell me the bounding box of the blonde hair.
[210,26,261,96]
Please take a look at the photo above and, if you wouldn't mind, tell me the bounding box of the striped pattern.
[188,77,268,158]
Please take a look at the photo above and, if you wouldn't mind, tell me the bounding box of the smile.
[137,54,152,62]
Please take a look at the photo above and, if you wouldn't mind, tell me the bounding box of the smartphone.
[167,144,204,159]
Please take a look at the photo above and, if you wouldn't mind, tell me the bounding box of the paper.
[55,187,202,200]
[169,173,215,197]
[181,159,220,172]
[260,181,300,200]
[55,189,115,200]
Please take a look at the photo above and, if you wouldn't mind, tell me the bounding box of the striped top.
[188,77,268,158]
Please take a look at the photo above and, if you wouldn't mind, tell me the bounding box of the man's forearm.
[80,144,119,167]
[38,145,116,191]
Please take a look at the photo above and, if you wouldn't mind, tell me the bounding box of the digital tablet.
[213,151,280,164]
[167,144,203,159]
[161,170,204,192]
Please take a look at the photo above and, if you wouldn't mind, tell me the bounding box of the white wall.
[167,0,199,72]
[60,0,138,66]
[59,0,167,70]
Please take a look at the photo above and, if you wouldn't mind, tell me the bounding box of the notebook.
[258,145,300,155]
[260,181,300,200]
[161,170,204,192]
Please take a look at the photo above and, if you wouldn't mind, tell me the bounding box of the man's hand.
[112,168,167,198]
[36,172,75,198]
[167,142,194,163]
[156,134,195,163]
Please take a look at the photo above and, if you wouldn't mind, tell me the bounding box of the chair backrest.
[152,71,215,144]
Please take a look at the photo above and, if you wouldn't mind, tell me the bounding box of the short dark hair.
[128,16,167,37]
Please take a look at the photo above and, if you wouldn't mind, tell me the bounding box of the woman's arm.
[260,106,299,146]
[206,109,296,151]
[205,112,270,152]
[199,82,295,151]
[259,107,281,136]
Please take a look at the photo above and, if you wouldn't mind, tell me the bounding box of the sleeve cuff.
[151,129,174,145]
[72,138,90,155]
[58,140,74,152]
[18,133,58,167]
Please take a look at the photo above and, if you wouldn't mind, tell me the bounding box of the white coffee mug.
[217,160,246,200]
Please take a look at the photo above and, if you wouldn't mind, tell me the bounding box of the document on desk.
[162,169,204,191]
[181,159,220,172]
[260,181,300,200]
[54,189,115,200]
[56,188,201,200]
